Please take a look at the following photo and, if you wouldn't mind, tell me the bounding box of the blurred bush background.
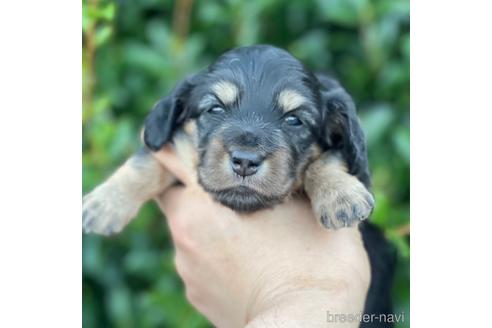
[82,0,409,327]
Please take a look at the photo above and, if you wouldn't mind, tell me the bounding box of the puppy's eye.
[207,105,225,114]
[284,114,303,126]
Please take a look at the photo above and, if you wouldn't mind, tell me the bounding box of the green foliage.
[83,0,409,327]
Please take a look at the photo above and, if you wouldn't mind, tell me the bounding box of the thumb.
[152,145,194,186]
[156,185,187,217]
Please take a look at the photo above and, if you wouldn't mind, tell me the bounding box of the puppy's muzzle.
[230,149,265,177]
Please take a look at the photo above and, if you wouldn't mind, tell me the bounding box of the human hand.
[153,146,371,328]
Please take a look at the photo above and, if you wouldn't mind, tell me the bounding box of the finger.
[152,145,193,185]
[156,185,187,217]
[156,186,193,243]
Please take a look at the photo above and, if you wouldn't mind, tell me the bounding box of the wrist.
[244,270,368,327]
[245,288,341,328]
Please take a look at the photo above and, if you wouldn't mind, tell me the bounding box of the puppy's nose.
[230,150,264,177]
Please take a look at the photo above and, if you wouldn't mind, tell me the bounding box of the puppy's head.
[144,45,369,211]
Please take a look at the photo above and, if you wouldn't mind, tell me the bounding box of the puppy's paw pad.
[82,185,138,236]
[313,182,374,230]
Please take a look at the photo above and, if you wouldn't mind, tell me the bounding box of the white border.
[0,1,81,327]
[412,0,492,325]
[1,0,492,326]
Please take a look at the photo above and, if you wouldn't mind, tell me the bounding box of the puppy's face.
[187,47,323,211]
[144,45,368,212]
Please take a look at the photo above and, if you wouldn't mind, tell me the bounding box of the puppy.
[82,45,374,235]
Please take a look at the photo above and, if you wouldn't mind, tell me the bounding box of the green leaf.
[316,0,369,26]
[95,25,113,47]
[387,233,410,258]
[82,4,90,33]
[359,103,395,146]
[108,287,135,327]
[99,3,116,21]
[401,33,410,59]
[289,30,331,69]
[393,126,410,163]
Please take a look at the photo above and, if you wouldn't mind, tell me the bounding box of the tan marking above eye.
[277,89,309,113]
[211,80,239,105]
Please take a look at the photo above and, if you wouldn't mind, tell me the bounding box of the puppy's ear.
[317,74,371,188]
[143,76,195,151]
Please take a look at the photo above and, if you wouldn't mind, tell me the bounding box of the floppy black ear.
[317,74,371,188]
[143,77,195,151]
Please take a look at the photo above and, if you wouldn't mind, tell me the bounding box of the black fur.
[143,45,370,208]
[143,77,195,151]
[142,45,394,320]
[359,221,397,327]
[207,186,287,212]
[316,74,371,188]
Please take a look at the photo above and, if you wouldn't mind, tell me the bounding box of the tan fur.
[198,136,294,198]
[304,152,374,229]
[83,120,202,235]
[82,151,175,235]
[173,123,199,179]
[292,144,322,191]
[277,89,309,113]
[212,80,239,105]
[84,117,372,235]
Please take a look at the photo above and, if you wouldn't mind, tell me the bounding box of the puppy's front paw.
[311,176,374,229]
[82,184,140,236]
